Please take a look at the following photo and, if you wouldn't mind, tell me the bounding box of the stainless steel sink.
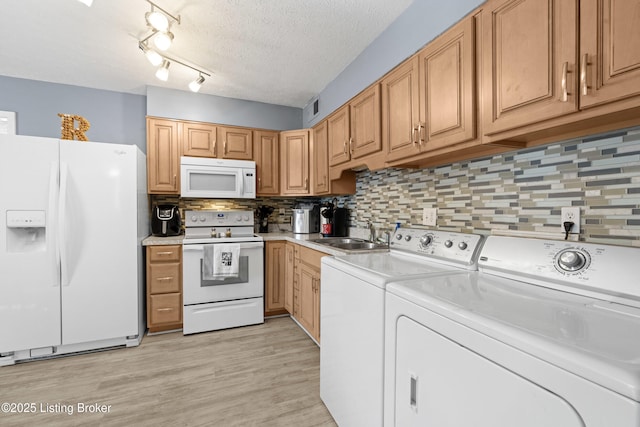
[308,237,388,251]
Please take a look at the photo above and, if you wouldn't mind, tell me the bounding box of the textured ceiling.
[0,0,413,108]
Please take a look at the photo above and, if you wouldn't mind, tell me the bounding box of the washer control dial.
[555,249,590,273]
[419,234,433,249]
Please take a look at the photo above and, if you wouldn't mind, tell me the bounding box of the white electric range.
[384,235,640,426]
[182,210,264,335]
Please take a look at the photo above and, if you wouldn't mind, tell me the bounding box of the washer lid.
[326,252,463,286]
[387,272,640,402]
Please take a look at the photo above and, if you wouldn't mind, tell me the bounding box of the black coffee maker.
[151,205,181,237]
[257,206,275,233]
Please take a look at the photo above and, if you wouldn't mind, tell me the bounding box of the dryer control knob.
[191,215,197,222]
[444,240,453,248]
[558,251,586,271]
[199,216,206,222]
[458,242,468,250]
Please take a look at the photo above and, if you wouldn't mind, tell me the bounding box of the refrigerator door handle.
[58,162,69,287]
[49,161,61,287]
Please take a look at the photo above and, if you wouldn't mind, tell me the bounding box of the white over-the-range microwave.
[180,156,256,199]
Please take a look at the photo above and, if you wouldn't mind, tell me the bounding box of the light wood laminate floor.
[0,317,336,427]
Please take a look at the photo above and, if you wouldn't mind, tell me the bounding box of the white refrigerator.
[0,134,148,365]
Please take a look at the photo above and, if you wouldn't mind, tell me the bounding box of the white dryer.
[384,235,640,427]
[320,228,484,427]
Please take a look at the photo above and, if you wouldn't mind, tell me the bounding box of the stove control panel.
[390,228,484,267]
[185,210,254,227]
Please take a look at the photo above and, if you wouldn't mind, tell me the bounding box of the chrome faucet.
[367,221,376,242]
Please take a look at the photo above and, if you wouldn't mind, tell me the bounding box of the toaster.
[151,205,182,237]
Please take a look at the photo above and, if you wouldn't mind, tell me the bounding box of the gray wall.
[146,86,302,131]
[303,0,484,127]
[0,75,147,151]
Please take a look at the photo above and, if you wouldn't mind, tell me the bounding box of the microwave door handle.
[239,171,245,196]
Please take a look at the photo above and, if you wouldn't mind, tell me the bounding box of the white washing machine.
[320,228,484,427]
[384,235,640,427]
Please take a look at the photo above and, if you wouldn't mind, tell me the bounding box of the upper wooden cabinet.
[351,85,382,158]
[147,118,180,194]
[382,57,421,161]
[254,130,279,195]
[328,105,351,166]
[419,16,476,151]
[384,16,476,162]
[482,0,640,141]
[182,121,217,158]
[280,129,310,195]
[328,85,382,167]
[312,120,330,194]
[482,0,578,135]
[579,0,640,109]
[217,126,253,160]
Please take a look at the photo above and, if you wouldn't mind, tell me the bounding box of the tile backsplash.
[150,196,320,232]
[326,127,640,247]
[153,126,640,247]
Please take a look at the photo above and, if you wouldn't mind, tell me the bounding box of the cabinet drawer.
[149,293,182,325]
[298,245,326,269]
[148,263,181,294]
[148,245,181,262]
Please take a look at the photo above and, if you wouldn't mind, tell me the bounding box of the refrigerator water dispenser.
[6,210,46,253]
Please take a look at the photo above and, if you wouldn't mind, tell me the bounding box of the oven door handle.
[183,242,264,251]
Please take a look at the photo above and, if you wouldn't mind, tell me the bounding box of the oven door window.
[200,257,249,286]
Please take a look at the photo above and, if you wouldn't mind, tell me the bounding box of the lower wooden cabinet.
[265,241,288,316]
[284,243,295,314]
[264,240,325,343]
[297,261,320,342]
[146,244,183,333]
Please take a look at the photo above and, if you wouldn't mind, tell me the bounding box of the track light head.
[189,75,206,92]
[140,43,164,66]
[155,60,170,81]
[145,10,169,32]
[153,31,174,51]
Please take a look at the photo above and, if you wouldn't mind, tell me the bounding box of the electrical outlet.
[422,208,437,226]
[561,207,581,234]
[279,208,285,214]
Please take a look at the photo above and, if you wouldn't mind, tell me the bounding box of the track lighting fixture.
[189,74,205,93]
[155,60,170,81]
[138,1,211,91]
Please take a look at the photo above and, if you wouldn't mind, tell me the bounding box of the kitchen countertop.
[142,232,389,256]
[142,235,185,246]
